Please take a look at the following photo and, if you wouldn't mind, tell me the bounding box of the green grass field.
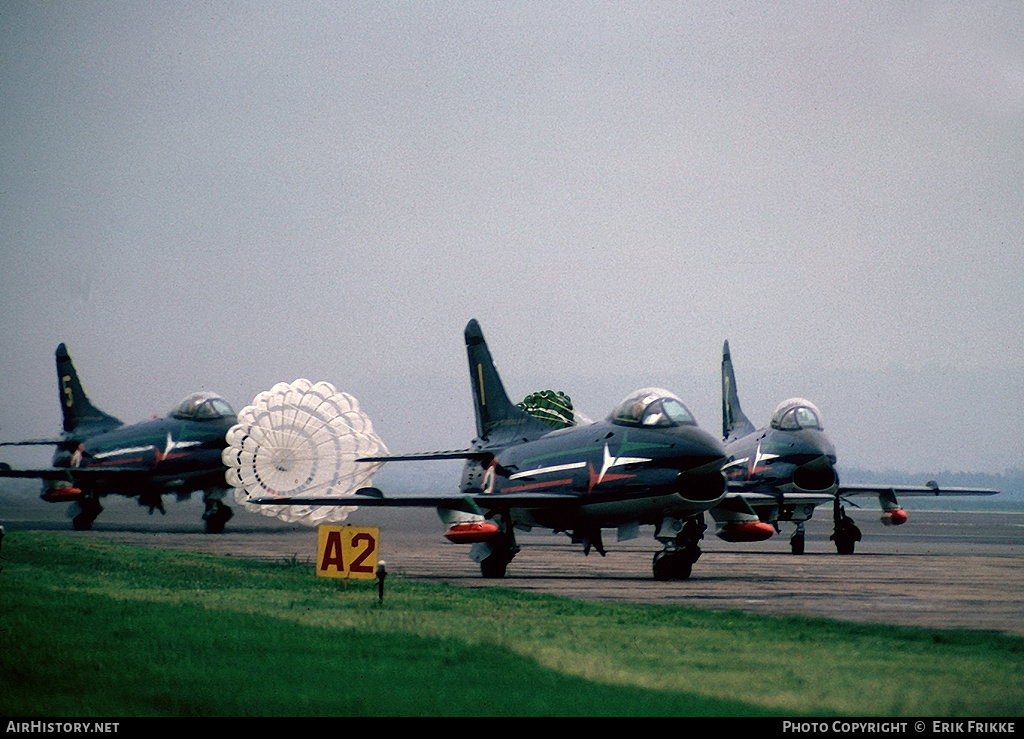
[1,532,1021,717]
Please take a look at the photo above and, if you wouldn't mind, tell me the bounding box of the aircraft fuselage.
[462,420,727,530]
[723,426,838,497]
[49,415,234,499]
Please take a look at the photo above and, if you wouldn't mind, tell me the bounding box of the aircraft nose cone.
[801,432,836,462]
[670,427,726,467]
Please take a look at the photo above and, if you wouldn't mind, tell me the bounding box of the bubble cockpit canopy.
[770,398,823,431]
[171,392,236,421]
[609,388,697,428]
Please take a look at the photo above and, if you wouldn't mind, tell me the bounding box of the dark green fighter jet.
[0,344,237,532]
[250,320,728,580]
[709,341,999,555]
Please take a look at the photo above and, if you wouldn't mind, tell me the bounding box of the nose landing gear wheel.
[790,531,805,555]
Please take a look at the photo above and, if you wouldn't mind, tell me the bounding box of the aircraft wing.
[355,449,525,475]
[357,449,493,463]
[724,490,835,506]
[723,483,999,502]
[0,439,70,447]
[837,483,1000,497]
[252,487,586,514]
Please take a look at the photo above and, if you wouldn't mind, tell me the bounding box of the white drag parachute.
[223,379,387,525]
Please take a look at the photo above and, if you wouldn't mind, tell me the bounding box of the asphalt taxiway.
[3,487,1022,636]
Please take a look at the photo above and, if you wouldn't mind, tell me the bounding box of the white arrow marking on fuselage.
[597,443,651,485]
[93,445,155,459]
[92,433,202,461]
[509,461,587,480]
[723,444,779,479]
[749,443,779,476]
[163,432,201,455]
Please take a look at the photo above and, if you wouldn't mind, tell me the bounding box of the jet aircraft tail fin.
[55,343,123,436]
[464,320,551,444]
[722,340,756,441]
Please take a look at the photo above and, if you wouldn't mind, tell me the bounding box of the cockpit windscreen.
[171,392,236,420]
[610,388,697,428]
[769,398,823,430]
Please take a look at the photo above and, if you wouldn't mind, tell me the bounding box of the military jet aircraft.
[709,341,999,554]
[0,344,237,532]
[244,319,728,580]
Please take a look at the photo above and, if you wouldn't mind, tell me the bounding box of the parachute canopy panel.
[517,390,577,429]
[223,379,387,526]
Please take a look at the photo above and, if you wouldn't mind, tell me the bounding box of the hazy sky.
[1,2,1021,475]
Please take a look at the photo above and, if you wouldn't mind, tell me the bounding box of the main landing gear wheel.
[652,517,705,580]
[478,522,519,578]
[830,503,861,555]
[480,551,514,578]
[72,495,102,531]
[203,499,233,534]
[832,528,860,555]
[652,550,694,581]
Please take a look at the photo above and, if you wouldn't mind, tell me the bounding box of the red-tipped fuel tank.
[444,521,501,543]
[716,520,775,542]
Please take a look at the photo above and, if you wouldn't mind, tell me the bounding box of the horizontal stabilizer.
[0,465,152,481]
[0,438,72,448]
[0,466,75,480]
